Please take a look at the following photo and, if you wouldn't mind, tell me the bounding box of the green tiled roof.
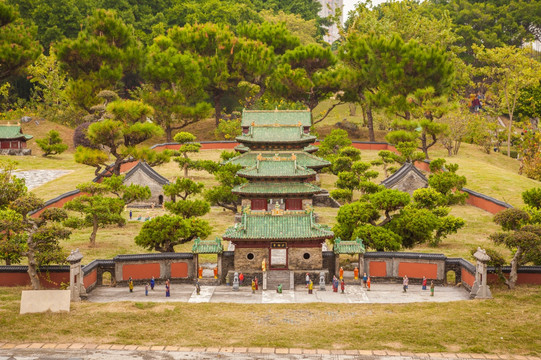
[224,151,330,169]
[236,126,316,144]
[0,125,33,140]
[223,211,333,241]
[241,109,311,127]
[192,237,223,254]
[234,144,250,153]
[237,157,315,178]
[333,238,366,254]
[303,144,319,153]
[232,182,322,196]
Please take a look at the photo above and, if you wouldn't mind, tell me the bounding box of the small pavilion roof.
[236,124,316,145]
[224,151,330,170]
[123,161,170,186]
[303,144,319,153]
[241,109,311,127]
[192,237,223,254]
[223,211,333,241]
[232,182,322,196]
[0,124,33,140]
[333,238,366,254]
[236,154,315,179]
[381,162,427,188]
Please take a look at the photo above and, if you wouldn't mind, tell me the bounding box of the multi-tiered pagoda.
[222,110,334,286]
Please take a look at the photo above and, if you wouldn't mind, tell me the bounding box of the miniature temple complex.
[222,110,335,283]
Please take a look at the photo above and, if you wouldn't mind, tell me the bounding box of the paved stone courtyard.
[88,283,470,304]
[13,169,72,190]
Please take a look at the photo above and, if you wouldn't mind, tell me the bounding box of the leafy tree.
[490,208,541,289]
[0,160,27,209]
[267,44,338,123]
[75,98,165,176]
[429,0,541,61]
[135,214,211,252]
[204,162,247,213]
[36,130,68,157]
[64,182,125,247]
[474,45,541,158]
[0,1,41,85]
[316,129,352,159]
[438,107,471,156]
[516,124,541,180]
[167,23,274,125]
[3,189,70,289]
[141,32,212,142]
[215,118,242,140]
[56,9,143,110]
[172,132,200,177]
[26,51,79,125]
[330,188,353,204]
[237,21,300,56]
[101,174,151,205]
[516,83,541,121]
[428,159,468,205]
[257,10,318,45]
[165,0,261,29]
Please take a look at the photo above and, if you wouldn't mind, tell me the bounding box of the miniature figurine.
[252,279,256,294]
[165,279,170,297]
[262,258,267,272]
[354,267,359,280]
[430,280,434,297]
[319,273,325,291]
[403,275,409,293]
[367,276,371,291]
[128,277,134,293]
[305,273,310,287]
[150,276,155,290]
[145,283,149,296]
[332,275,338,292]
[232,272,239,291]
[195,280,201,295]
[129,210,132,220]
[363,272,367,288]
[341,279,345,294]
[254,277,259,290]
[308,279,313,294]
[198,266,203,279]
[277,284,283,293]
[339,267,344,280]
[422,276,427,290]
[239,273,244,286]
[213,266,218,279]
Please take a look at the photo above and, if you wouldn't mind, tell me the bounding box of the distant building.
[0,123,33,155]
[317,0,343,44]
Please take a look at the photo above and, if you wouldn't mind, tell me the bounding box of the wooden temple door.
[251,199,267,210]
[285,199,302,210]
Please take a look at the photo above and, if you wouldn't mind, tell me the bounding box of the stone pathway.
[13,170,72,190]
[87,283,470,304]
[0,344,537,360]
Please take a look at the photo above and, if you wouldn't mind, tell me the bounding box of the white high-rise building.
[317,0,344,44]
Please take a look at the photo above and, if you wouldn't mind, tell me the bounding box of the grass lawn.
[0,285,540,354]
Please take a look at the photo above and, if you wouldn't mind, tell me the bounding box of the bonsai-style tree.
[75,98,166,177]
[135,214,211,252]
[64,182,125,247]
[173,132,200,177]
[490,208,541,289]
[1,187,70,289]
[136,178,212,252]
[36,130,68,157]
[163,178,210,218]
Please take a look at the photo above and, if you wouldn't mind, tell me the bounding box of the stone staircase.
[266,270,292,290]
[197,277,220,286]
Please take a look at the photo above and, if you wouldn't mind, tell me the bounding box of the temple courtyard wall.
[2,252,540,291]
